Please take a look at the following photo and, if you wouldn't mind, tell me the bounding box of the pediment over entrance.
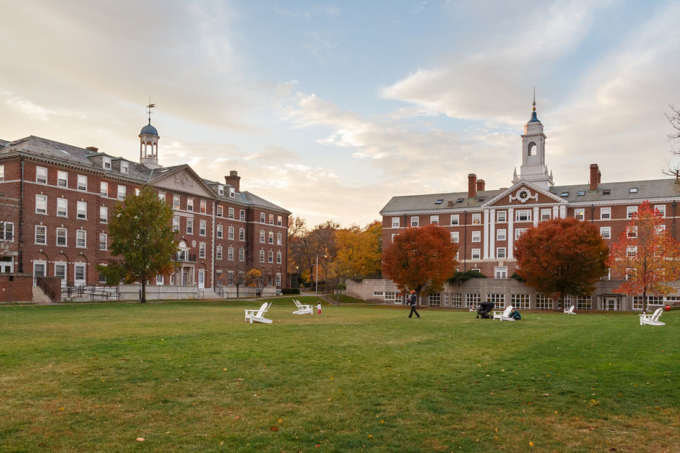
[152,167,215,198]
[484,181,566,208]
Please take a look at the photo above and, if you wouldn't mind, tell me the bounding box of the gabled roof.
[483,180,567,207]
[242,191,291,215]
[550,179,680,203]
[380,189,503,214]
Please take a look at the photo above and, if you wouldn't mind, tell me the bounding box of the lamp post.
[315,254,327,294]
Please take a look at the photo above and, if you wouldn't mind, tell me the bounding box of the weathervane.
[532,87,536,112]
[146,96,156,124]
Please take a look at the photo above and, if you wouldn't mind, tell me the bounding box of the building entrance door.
[33,261,46,285]
[198,270,205,289]
[603,297,618,311]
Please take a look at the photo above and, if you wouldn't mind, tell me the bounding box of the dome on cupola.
[140,121,159,136]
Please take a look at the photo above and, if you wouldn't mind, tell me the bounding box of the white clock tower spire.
[512,90,553,189]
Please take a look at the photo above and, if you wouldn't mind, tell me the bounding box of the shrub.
[281,288,300,295]
[449,270,488,285]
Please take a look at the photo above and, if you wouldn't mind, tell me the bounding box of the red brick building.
[378,103,680,311]
[0,121,290,293]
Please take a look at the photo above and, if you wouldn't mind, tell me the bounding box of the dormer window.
[457,198,464,203]
[561,192,569,197]
[477,196,485,202]
[602,189,611,195]
[629,187,638,194]
[435,199,443,205]
[218,185,224,196]
[103,157,112,170]
[577,191,586,197]
[229,187,235,198]
[121,161,129,174]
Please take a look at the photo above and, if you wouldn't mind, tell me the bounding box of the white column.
[483,209,489,259]
[508,208,515,260]
[533,206,539,227]
[552,205,559,219]
[560,205,567,219]
[489,209,496,259]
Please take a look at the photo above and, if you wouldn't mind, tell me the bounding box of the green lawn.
[1,299,678,452]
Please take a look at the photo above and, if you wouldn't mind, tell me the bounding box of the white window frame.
[0,165,4,181]
[55,262,67,283]
[655,205,666,217]
[627,226,637,238]
[496,247,507,259]
[471,213,481,225]
[228,207,234,219]
[77,175,87,191]
[497,229,506,241]
[239,228,245,241]
[239,210,245,221]
[100,181,108,197]
[36,166,47,184]
[471,248,481,260]
[450,215,459,226]
[57,170,68,187]
[172,217,180,232]
[199,242,206,259]
[540,209,551,221]
[574,208,585,221]
[227,247,234,261]
[102,157,112,170]
[199,220,207,236]
[77,201,87,219]
[99,233,107,251]
[117,185,126,200]
[187,219,194,235]
[0,222,14,241]
[268,250,274,263]
[450,232,459,243]
[430,215,439,225]
[217,205,223,217]
[56,227,67,246]
[57,198,68,217]
[516,210,531,222]
[392,217,400,228]
[36,194,47,214]
[187,198,194,212]
[76,230,86,248]
[495,267,508,279]
[260,212,266,223]
[277,233,282,246]
[100,206,108,223]
[239,248,245,261]
[259,249,265,263]
[515,228,527,240]
[277,251,282,264]
[173,195,181,210]
[627,206,638,219]
[121,161,129,174]
[600,207,611,220]
[74,263,86,284]
[496,211,507,223]
[200,201,207,214]
[216,224,223,239]
[600,227,611,239]
[472,231,481,242]
[260,230,265,243]
[411,217,419,227]
[268,231,274,244]
[277,216,283,226]
[216,245,223,260]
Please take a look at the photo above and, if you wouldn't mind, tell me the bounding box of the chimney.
[476,179,485,192]
[225,170,241,192]
[86,146,98,152]
[468,173,477,199]
[589,164,599,191]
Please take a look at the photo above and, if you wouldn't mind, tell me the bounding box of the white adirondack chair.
[639,307,665,326]
[564,305,576,315]
[292,299,313,315]
[493,305,515,321]
[245,302,273,324]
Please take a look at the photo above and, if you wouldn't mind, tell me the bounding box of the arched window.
[528,142,537,156]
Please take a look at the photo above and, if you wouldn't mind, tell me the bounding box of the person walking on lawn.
[408,290,420,318]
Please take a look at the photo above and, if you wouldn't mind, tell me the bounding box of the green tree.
[97,185,178,303]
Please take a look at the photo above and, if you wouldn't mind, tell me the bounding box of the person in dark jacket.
[509,307,521,320]
[408,290,420,318]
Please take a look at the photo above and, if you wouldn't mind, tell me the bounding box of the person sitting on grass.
[509,307,521,320]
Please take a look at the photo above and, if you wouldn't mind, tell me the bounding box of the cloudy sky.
[1,0,679,227]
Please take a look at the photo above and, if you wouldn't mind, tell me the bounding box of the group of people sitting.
[472,302,521,320]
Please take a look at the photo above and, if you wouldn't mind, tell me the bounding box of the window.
[200,201,207,214]
[497,229,506,241]
[466,293,481,308]
[411,217,419,227]
[540,209,551,221]
[495,267,507,278]
[117,185,126,200]
[268,231,274,244]
[574,208,585,221]
[268,250,274,263]
[496,247,506,259]
[228,208,234,219]
[57,198,68,217]
[536,295,552,310]
[655,205,666,217]
[511,294,530,310]
[577,190,586,197]
[277,216,283,226]
[577,296,592,310]
[0,165,4,181]
[101,182,108,197]
[103,157,112,170]
[36,194,47,214]
[450,215,459,226]
[187,198,194,212]
[516,210,531,222]
[488,293,505,309]
[561,192,569,197]
[629,187,638,194]
[260,230,265,243]
[55,263,67,282]
[260,212,266,223]
[228,226,234,240]
[450,232,459,243]
[170,195,180,210]
[259,250,265,263]
[515,228,527,240]
[392,217,400,228]
[240,210,245,221]
[36,166,47,184]
[471,248,481,260]
[239,228,245,241]
[187,219,193,235]
[76,230,86,248]
[74,264,86,283]
[35,225,47,244]
[227,271,234,285]
[472,214,481,225]
[391,234,397,243]
[0,222,14,241]
[269,214,274,225]
[428,293,441,307]
[275,273,282,287]
[430,215,439,225]
[173,217,180,232]
[472,231,481,242]
[77,175,87,191]
[56,228,67,246]
[277,233,282,246]
[217,205,224,217]
[602,189,611,195]
[277,251,282,264]
[199,243,206,259]
[627,226,637,238]
[497,211,507,223]
[216,245,223,260]
[239,248,245,261]
[600,227,611,239]
[158,193,166,202]
[77,201,87,219]
[600,207,611,220]
[217,224,223,238]
[199,220,206,236]
[156,274,164,285]
[229,187,235,198]
[451,293,462,308]
[99,206,108,223]
[627,206,638,219]
[121,161,129,174]
[99,233,107,250]
[627,246,637,258]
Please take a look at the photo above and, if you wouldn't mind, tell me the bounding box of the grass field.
[1,298,678,452]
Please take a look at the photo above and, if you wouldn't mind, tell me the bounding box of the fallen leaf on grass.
[234,416,240,420]
[237,378,244,381]
[136,438,145,442]
[270,427,278,431]
[529,441,534,447]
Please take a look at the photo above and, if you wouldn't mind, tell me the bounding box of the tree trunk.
[141,279,147,304]
[643,289,647,312]
[236,284,240,301]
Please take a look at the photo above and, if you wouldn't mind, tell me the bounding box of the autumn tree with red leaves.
[515,218,609,309]
[608,201,680,312]
[382,224,458,303]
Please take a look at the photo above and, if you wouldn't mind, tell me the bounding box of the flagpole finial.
[532,87,536,112]
[146,97,156,124]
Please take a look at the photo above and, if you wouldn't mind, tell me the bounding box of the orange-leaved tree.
[515,217,609,310]
[608,200,680,312]
[382,224,458,303]
[335,221,382,279]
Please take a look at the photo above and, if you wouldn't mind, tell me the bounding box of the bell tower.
[139,101,161,169]
[512,91,553,189]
